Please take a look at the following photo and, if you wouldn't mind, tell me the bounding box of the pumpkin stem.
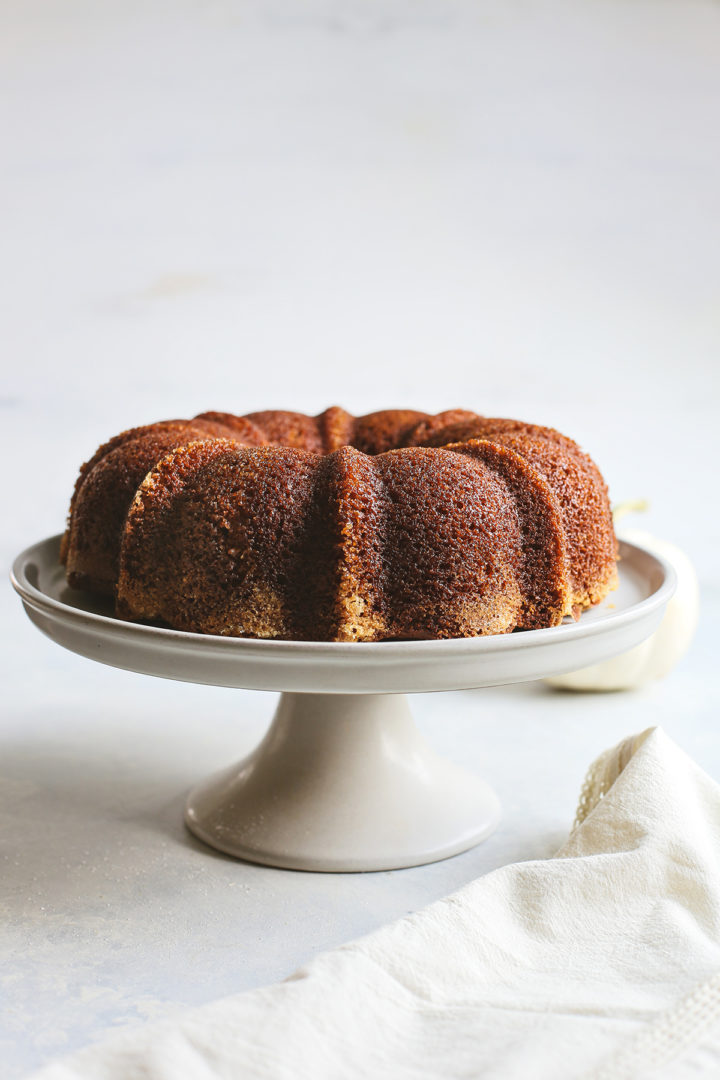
[612,498,650,525]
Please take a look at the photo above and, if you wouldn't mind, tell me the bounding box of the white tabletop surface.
[2,0,719,1075]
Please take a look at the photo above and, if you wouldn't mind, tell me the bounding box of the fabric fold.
[30,728,720,1080]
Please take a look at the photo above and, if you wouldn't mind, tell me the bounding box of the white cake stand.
[12,536,674,872]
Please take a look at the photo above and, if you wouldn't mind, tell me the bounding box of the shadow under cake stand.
[12,537,674,872]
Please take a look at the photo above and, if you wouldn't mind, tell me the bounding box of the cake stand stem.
[185,692,500,872]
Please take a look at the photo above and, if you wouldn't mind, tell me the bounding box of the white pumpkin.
[547,521,699,692]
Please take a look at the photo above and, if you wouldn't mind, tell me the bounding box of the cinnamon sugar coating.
[62,407,618,641]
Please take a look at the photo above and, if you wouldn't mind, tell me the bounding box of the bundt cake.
[62,408,618,641]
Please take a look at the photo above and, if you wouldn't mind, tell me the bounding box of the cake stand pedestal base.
[185,692,501,872]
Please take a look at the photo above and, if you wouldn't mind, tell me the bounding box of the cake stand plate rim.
[11,534,676,693]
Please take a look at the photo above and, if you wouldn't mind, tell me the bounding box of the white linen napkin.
[31,728,720,1080]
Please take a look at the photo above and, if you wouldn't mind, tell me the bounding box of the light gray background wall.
[2,0,718,580]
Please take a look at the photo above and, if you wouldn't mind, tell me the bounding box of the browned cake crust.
[410,417,618,612]
[61,419,242,594]
[63,407,618,641]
